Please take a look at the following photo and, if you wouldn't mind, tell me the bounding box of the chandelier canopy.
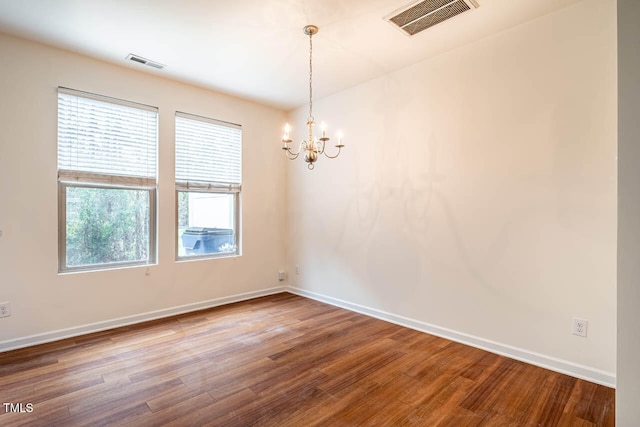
[281,25,344,170]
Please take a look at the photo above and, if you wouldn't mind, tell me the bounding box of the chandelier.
[281,25,344,170]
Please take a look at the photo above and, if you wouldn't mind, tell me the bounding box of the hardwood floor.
[0,293,614,426]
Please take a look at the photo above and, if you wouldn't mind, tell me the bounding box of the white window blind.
[175,112,242,190]
[57,87,158,186]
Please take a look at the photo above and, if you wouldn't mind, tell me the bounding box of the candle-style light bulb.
[337,131,344,146]
[283,123,290,141]
[321,121,327,138]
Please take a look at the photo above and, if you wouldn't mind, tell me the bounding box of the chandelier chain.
[308,30,313,122]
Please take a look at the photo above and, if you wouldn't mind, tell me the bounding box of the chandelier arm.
[317,139,327,155]
[324,146,342,159]
[285,149,301,160]
[284,140,306,158]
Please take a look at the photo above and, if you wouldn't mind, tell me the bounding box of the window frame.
[58,181,157,273]
[56,88,158,273]
[174,111,242,262]
[175,188,241,261]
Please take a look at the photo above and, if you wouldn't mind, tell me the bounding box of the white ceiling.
[0,0,580,110]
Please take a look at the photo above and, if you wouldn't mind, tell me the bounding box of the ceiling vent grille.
[125,54,166,70]
[385,0,479,36]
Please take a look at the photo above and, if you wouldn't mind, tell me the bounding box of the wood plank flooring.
[0,293,615,426]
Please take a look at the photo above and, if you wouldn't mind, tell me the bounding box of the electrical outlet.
[572,318,588,337]
[295,265,300,274]
[278,271,285,281]
[0,302,10,318]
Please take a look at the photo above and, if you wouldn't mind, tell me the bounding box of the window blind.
[175,112,242,190]
[57,88,158,186]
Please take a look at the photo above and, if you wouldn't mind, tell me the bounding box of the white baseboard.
[285,286,616,388]
[0,287,287,353]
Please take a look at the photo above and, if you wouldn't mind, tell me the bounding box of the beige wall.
[0,33,287,345]
[287,0,617,381]
[617,0,640,423]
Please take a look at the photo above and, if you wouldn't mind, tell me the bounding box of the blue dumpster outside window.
[181,227,234,256]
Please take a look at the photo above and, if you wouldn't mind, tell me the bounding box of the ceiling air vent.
[125,54,166,70]
[385,0,479,36]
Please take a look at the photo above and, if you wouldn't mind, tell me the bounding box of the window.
[175,112,242,260]
[57,88,158,272]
